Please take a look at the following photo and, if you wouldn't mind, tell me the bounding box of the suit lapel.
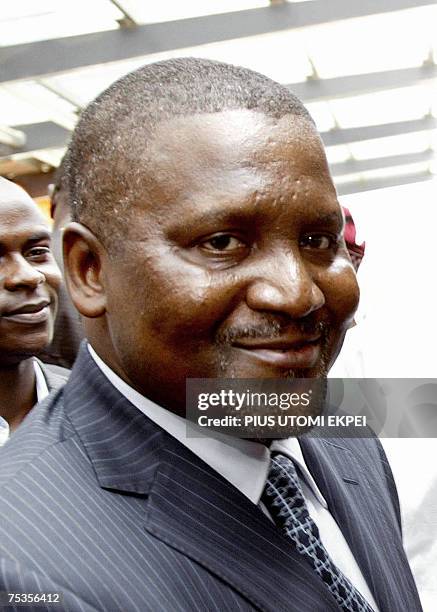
[300,436,418,612]
[144,436,340,612]
[63,346,167,494]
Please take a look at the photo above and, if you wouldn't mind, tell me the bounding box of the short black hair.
[53,151,70,196]
[67,57,315,247]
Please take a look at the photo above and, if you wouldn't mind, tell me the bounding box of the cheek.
[317,261,359,323]
[124,250,238,337]
[44,264,62,292]
[152,276,235,338]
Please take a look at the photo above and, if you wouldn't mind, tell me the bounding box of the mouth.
[231,336,322,369]
[2,301,51,325]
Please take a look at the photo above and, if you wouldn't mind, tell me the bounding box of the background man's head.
[0,178,61,366]
[63,58,359,413]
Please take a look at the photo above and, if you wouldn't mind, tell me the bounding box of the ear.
[62,222,107,318]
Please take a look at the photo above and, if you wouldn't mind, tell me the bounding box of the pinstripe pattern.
[0,346,422,611]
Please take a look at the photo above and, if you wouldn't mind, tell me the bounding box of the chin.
[12,334,52,360]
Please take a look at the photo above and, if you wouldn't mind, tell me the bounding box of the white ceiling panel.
[329,83,436,129]
[301,5,437,79]
[0,0,121,46]
[0,81,77,127]
[325,144,352,164]
[305,101,337,131]
[115,0,269,25]
[349,131,434,160]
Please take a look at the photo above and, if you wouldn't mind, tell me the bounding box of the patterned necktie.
[262,453,375,612]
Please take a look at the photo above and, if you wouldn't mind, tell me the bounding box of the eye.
[199,233,247,253]
[299,234,338,250]
[25,246,51,261]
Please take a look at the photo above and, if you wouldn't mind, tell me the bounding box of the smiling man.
[0,59,421,611]
[0,178,67,445]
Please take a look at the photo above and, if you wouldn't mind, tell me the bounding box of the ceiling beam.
[0,122,71,158]
[288,64,437,102]
[321,116,437,146]
[2,116,436,160]
[329,149,434,176]
[1,0,435,82]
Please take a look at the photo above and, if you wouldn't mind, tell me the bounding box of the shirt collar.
[87,343,326,508]
[0,417,9,447]
[34,359,49,403]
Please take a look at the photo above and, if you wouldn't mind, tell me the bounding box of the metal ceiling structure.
[1,0,437,195]
[3,0,435,81]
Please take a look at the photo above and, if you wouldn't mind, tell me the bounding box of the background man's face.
[0,180,61,365]
[98,110,359,411]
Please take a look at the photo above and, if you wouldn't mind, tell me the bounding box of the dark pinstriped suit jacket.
[0,346,422,612]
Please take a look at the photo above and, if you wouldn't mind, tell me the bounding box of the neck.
[0,358,37,432]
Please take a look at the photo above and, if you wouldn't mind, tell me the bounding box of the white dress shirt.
[88,344,378,610]
[0,359,49,447]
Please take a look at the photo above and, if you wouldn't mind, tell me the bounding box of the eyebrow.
[182,208,344,230]
[0,229,51,250]
[182,208,252,227]
[24,231,52,245]
[307,211,344,228]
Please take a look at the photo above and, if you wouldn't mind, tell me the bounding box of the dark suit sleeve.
[0,557,99,612]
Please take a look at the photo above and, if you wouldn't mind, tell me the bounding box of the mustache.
[216,317,328,345]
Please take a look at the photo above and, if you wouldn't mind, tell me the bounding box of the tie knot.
[270,452,298,474]
[267,453,300,491]
[262,453,307,526]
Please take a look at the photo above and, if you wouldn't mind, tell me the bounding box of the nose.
[245,250,325,319]
[2,255,45,292]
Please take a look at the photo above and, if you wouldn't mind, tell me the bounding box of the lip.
[2,301,51,325]
[232,337,322,369]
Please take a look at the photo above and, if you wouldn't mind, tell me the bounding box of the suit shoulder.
[0,388,76,488]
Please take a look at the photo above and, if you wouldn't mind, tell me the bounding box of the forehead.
[126,109,338,229]
[148,109,326,176]
[0,184,48,238]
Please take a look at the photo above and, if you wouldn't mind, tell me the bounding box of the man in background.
[0,178,67,445]
[39,158,84,368]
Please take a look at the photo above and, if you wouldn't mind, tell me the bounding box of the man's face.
[0,179,61,365]
[97,110,359,411]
